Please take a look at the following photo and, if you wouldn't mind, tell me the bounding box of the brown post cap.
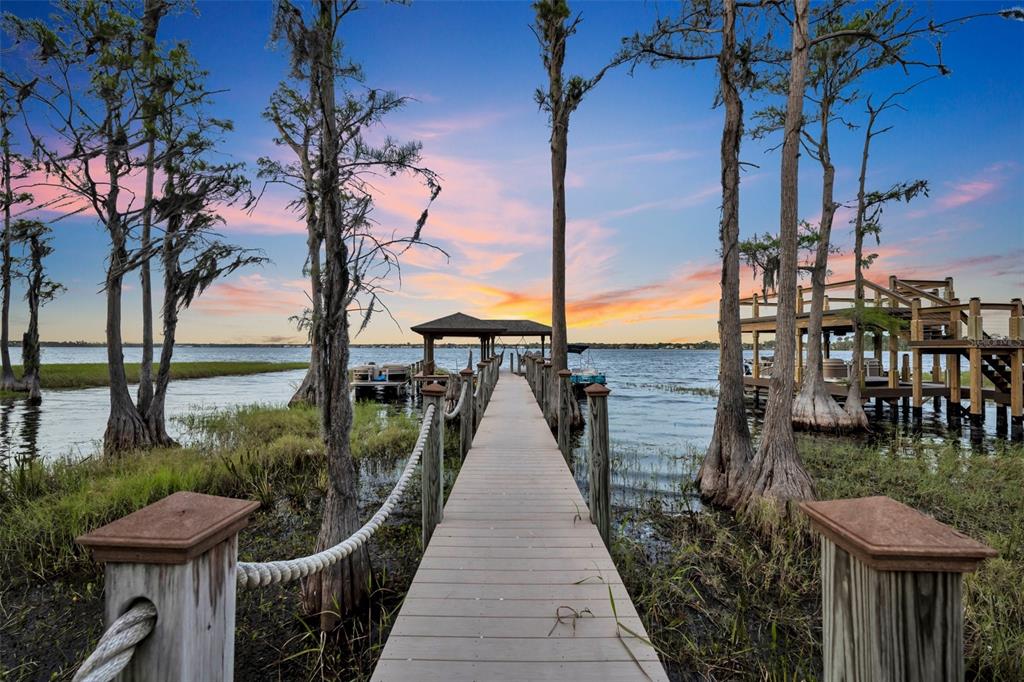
[543,360,552,368]
[421,382,447,397]
[477,362,487,368]
[77,491,259,565]
[557,369,572,378]
[460,367,474,376]
[584,383,611,398]
[801,496,996,572]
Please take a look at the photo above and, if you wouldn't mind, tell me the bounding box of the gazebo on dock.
[411,312,551,378]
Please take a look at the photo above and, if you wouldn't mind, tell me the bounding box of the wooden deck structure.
[371,370,667,681]
[741,275,1023,438]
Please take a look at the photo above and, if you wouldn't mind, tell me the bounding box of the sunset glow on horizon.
[4,1,1021,345]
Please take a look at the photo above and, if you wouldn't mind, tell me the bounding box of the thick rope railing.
[236,403,436,589]
[444,379,469,420]
[72,600,157,682]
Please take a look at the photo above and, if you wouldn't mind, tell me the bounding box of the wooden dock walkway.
[371,371,667,681]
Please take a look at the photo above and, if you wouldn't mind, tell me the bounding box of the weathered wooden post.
[1011,298,1023,441]
[585,384,611,548]
[459,366,474,458]
[802,496,995,682]
[540,358,548,417]
[421,383,445,547]
[911,298,923,426]
[76,491,259,681]
[751,293,761,380]
[556,369,572,461]
[476,361,487,428]
[948,298,962,427]
[967,297,983,434]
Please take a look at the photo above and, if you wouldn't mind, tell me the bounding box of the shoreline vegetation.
[0,361,307,395]
[2,401,1020,680]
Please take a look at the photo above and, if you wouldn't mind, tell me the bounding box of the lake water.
[0,345,1009,501]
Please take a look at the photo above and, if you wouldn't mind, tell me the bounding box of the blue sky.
[3,0,1022,344]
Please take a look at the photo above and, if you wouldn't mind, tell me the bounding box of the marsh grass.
[615,436,1024,680]
[0,401,419,582]
[0,400,449,681]
[2,361,307,393]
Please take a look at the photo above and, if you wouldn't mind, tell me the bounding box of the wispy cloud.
[193,273,309,316]
[395,110,509,140]
[907,161,1017,218]
[621,149,701,164]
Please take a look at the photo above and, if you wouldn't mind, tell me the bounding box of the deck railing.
[524,356,613,547]
[71,357,500,682]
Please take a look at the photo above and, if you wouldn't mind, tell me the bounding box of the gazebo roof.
[411,312,506,337]
[490,319,552,336]
[411,313,551,338]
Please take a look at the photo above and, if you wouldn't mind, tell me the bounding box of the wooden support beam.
[968,298,983,429]
[796,330,804,383]
[1010,299,1022,441]
[424,335,435,375]
[888,332,898,389]
[911,299,923,425]
[803,496,995,682]
[752,331,761,379]
[948,298,962,425]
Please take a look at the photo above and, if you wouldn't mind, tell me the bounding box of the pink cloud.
[193,273,309,317]
[907,161,1016,218]
[392,110,509,141]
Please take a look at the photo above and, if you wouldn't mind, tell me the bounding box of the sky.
[2,0,1022,345]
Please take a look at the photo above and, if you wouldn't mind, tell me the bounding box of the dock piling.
[542,361,552,427]
[803,496,995,682]
[76,492,258,682]
[1011,299,1023,441]
[556,369,572,461]
[459,367,475,457]
[911,298,923,426]
[421,383,445,547]
[968,298,984,436]
[585,383,611,548]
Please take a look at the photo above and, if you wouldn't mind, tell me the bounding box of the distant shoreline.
[25,341,735,350]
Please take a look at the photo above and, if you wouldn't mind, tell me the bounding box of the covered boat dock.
[410,312,551,386]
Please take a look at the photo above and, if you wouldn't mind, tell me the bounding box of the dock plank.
[370,372,667,681]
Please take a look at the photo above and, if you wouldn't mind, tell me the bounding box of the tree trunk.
[290,184,322,407]
[736,0,815,511]
[793,97,850,430]
[143,210,180,447]
[545,14,570,429]
[844,108,876,429]
[19,233,44,405]
[301,1,370,628]
[550,119,568,378]
[289,77,322,409]
[103,143,150,455]
[697,0,753,506]
[1,129,17,392]
[136,0,164,416]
